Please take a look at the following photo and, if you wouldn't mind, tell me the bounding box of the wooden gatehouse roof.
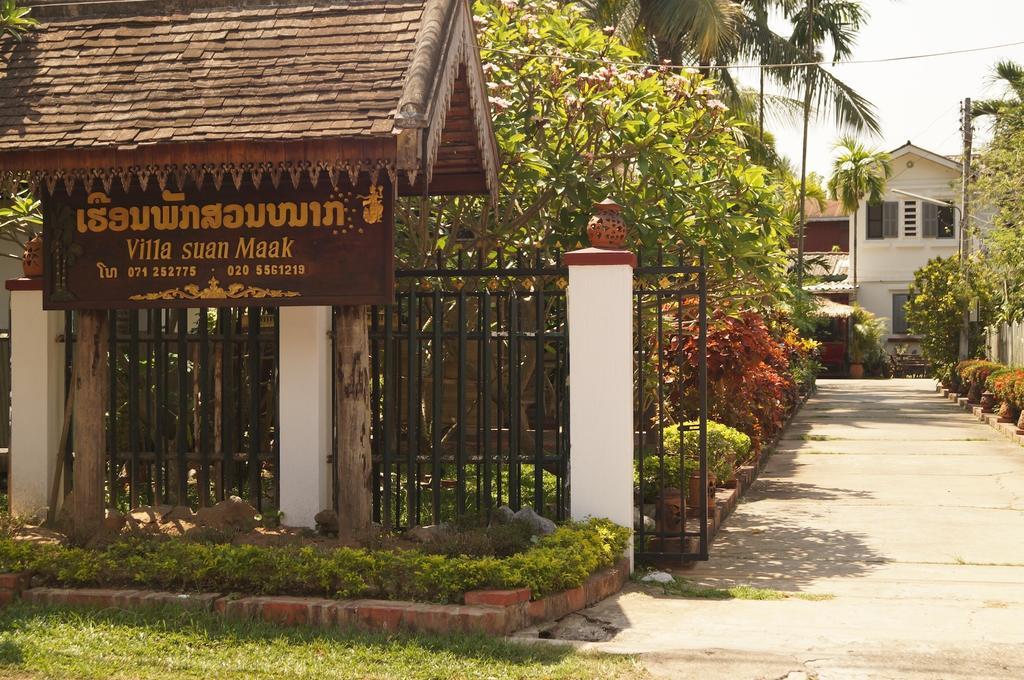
[0,0,498,197]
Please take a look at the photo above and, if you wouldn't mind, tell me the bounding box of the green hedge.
[0,519,630,604]
[635,421,752,501]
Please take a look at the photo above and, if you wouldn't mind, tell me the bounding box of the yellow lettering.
[128,206,151,232]
[267,203,288,228]
[323,201,345,227]
[290,202,309,228]
[108,207,130,232]
[152,205,179,231]
[180,205,200,230]
[200,204,223,229]
[223,204,244,229]
[86,207,108,233]
[245,204,266,229]
[236,238,255,259]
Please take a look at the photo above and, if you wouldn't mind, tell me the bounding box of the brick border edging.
[678,388,813,563]
[937,385,1024,446]
[0,559,631,636]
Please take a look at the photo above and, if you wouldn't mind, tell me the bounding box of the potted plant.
[0,187,42,277]
[848,305,885,379]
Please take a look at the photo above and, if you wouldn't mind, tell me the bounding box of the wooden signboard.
[42,173,394,309]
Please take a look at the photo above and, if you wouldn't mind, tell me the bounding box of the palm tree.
[790,0,879,286]
[972,60,1024,118]
[827,136,892,302]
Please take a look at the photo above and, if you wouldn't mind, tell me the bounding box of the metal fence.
[44,248,707,549]
[633,250,709,563]
[989,321,1024,367]
[361,252,569,529]
[64,308,280,512]
[0,332,9,452]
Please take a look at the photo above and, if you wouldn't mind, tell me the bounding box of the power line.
[480,39,1024,73]
[25,0,1024,73]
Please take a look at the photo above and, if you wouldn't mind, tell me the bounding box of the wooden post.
[71,310,109,538]
[335,305,372,538]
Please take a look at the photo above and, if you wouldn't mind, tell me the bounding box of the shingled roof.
[0,0,498,197]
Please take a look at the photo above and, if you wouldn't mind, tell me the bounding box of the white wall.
[0,256,24,328]
[853,149,960,348]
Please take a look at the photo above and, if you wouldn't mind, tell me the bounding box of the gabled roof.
[802,251,849,279]
[0,0,498,198]
[811,296,855,319]
[889,141,962,173]
[805,280,854,293]
[805,199,849,221]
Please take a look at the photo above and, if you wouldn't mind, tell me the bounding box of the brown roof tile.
[0,0,428,153]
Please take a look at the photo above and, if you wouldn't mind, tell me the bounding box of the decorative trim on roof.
[394,0,498,199]
[1,160,397,197]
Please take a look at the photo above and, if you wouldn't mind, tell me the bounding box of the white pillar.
[7,284,65,520]
[278,306,332,528]
[565,248,636,570]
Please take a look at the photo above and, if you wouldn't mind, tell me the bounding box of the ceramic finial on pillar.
[586,198,627,249]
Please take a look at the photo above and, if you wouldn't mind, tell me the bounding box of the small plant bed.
[0,603,647,680]
[0,517,630,636]
[938,359,1024,447]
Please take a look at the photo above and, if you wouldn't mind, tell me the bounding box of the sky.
[734,0,1024,179]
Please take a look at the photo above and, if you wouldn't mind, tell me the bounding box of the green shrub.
[906,257,994,379]
[0,519,629,604]
[988,367,1024,412]
[956,359,1004,400]
[635,421,752,500]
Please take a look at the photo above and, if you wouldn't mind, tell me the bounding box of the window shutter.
[922,202,938,238]
[883,201,899,238]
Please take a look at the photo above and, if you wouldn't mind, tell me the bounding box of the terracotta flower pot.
[997,401,1017,424]
[967,382,983,405]
[980,391,996,414]
[22,234,43,278]
[586,198,627,249]
[686,473,716,512]
[655,488,683,534]
[1017,410,1024,436]
[849,363,864,379]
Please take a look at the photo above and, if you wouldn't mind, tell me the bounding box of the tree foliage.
[973,100,1024,322]
[0,0,35,42]
[398,0,792,300]
[905,257,992,376]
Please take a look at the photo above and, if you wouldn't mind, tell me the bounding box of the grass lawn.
[0,604,647,680]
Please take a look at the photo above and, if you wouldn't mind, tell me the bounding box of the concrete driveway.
[576,379,1024,679]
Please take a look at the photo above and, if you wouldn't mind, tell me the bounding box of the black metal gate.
[362,252,570,529]
[633,249,709,563]
[64,307,280,512]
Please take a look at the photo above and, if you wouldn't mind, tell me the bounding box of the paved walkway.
[579,379,1024,679]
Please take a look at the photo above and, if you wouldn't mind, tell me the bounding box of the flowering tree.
[396,0,791,299]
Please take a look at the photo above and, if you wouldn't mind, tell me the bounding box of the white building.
[853,142,962,352]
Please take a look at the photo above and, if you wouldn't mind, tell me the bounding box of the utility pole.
[796,0,816,290]
[958,97,973,360]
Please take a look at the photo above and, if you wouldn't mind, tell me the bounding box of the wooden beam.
[71,310,109,538]
[334,305,372,539]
